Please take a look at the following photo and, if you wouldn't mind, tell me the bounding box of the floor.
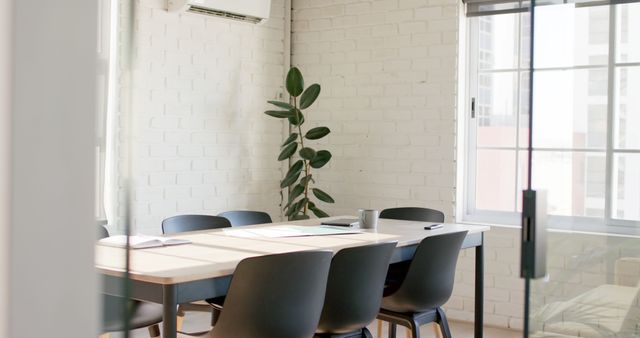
[120,311,522,338]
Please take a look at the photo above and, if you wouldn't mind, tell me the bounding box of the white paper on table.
[222,225,361,238]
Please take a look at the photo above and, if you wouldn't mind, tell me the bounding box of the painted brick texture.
[116,0,288,234]
[290,0,459,219]
[110,1,640,333]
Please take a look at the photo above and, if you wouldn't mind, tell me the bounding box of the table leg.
[163,285,178,338]
[475,242,484,338]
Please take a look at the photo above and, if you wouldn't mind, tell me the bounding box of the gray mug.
[358,209,379,229]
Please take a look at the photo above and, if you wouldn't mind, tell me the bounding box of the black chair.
[314,242,397,338]
[380,207,445,223]
[98,226,162,338]
[201,251,333,338]
[217,210,272,226]
[379,206,446,291]
[162,214,231,234]
[376,231,468,338]
[160,215,232,332]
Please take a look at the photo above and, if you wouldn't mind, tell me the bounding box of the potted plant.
[264,67,334,220]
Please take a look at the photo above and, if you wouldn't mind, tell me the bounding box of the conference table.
[96,216,490,338]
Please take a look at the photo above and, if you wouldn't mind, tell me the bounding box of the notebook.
[223,225,361,238]
[320,218,360,227]
[98,235,191,249]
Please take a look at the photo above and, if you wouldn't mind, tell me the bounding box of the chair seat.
[103,300,163,333]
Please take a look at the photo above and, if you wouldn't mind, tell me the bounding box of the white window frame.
[461,4,640,235]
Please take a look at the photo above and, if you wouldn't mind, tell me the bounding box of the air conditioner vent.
[187,6,262,24]
[167,0,270,24]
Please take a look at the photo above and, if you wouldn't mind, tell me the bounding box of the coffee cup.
[358,209,379,229]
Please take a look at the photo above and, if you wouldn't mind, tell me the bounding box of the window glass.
[475,150,516,212]
[612,153,640,221]
[476,72,519,147]
[615,67,640,150]
[531,151,605,217]
[616,3,640,63]
[465,3,639,231]
[477,15,519,70]
[534,5,609,68]
[532,69,607,149]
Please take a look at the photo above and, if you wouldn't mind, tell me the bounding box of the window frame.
[462,4,640,235]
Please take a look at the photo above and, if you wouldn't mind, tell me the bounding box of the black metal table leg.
[163,284,178,338]
[475,239,484,338]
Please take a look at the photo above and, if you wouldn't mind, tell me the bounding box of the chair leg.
[388,322,397,338]
[211,307,221,326]
[148,324,161,338]
[409,319,420,338]
[435,308,452,338]
[376,320,383,338]
[432,323,442,338]
[177,304,185,331]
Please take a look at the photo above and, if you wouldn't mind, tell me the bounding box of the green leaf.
[288,109,305,126]
[285,201,298,216]
[281,133,298,147]
[265,110,293,119]
[310,206,330,218]
[280,166,302,188]
[288,184,305,203]
[305,127,331,140]
[277,142,298,161]
[300,175,313,186]
[287,160,304,175]
[281,161,304,189]
[299,84,321,109]
[299,147,316,160]
[312,188,335,203]
[310,150,332,169]
[267,100,294,110]
[286,67,304,97]
[290,214,310,221]
[287,197,307,216]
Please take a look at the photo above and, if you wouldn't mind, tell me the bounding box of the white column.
[7,1,99,337]
[0,0,12,337]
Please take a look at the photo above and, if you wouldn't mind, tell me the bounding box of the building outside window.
[464,2,640,234]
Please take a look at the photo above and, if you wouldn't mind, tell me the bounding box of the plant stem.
[293,96,310,216]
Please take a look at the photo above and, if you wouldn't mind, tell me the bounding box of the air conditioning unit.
[167,0,271,24]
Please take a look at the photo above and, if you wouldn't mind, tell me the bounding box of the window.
[464,3,640,233]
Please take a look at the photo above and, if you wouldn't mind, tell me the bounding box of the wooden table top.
[96,216,490,284]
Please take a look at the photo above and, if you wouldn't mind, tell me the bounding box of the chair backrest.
[212,251,333,338]
[161,214,231,234]
[316,242,397,335]
[383,231,468,312]
[380,207,445,223]
[217,210,272,226]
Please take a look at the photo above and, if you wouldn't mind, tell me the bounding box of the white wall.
[108,1,640,332]
[114,0,289,234]
[287,0,529,329]
[0,0,11,336]
[8,1,98,337]
[290,0,459,219]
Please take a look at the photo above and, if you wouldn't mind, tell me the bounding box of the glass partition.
[524,1,640,337]
[97,0,138,337]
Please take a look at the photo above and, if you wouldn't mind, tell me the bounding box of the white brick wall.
[109,0,640,333]
[291,0,460,219]
[114,0,288,234]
